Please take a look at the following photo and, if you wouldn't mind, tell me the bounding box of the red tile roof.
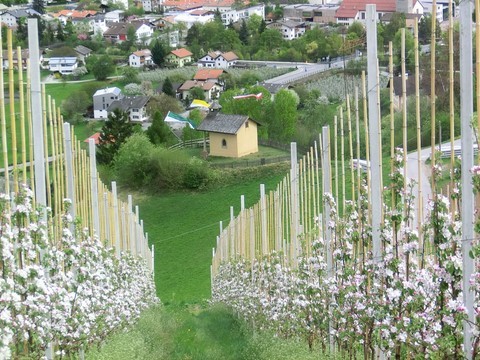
[170,48,193,58]
[84,132,101,145]
[194,69,224,80]
[162,0,237,7]
[335,0,396,18]
[54,10,97,18]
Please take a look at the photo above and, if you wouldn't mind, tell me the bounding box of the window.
[245,120,249,128]
[222,139,227,148]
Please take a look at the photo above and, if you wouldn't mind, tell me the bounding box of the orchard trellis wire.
[211,2,480,359]
[0,20,156,359]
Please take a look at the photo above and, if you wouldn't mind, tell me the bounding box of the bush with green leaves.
[114,133,156,189]
[114,134,214,191]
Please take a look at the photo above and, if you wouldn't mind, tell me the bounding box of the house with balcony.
[93,87,123,119]
[0,8,41,28]
[220,4,265,26]
[197,51,238,68]
[48,57,78,75]
[107,95,150,122]
[103,20,153,44]
[178,80,221,101]
[166,48,193,67]
[267,20,307,40]
[129,49,153,67]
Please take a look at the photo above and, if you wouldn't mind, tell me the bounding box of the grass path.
[137,172,287,304]
[86,304,330,360]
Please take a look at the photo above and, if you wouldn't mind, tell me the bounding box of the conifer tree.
[97,109,135,165]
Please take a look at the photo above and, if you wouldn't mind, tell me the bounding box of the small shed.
[196,112,259,158]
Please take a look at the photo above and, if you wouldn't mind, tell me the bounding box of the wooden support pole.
[8,29,18,192]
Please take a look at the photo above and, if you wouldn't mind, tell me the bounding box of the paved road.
[264,59,347,85]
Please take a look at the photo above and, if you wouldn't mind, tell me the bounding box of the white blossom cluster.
[0,187,158,359]
[212,150,479,357]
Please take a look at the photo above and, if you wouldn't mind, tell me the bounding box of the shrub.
[114,133,156,189]
[183,157,211,190]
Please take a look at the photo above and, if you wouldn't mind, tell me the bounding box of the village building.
[48,57,79,75]
[197,112,260,158]
[197,51,238,68]
[93,87,123,119]
[166,48,193,67]
[266,20,307,40]
[178,80,222,101]
[129,49,153,67]
[107,95,150,122]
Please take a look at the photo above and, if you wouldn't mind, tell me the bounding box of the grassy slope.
[138,172,286,304]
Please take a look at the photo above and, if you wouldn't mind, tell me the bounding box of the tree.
[383,12,406,45]
[88,54,115,81]
[185,23,201,46]
[418,14,442,44]
[270,89,297,141]
[121,66,139,84]
[61,90,90,122]
[189,87,205,101]
[56,21,65,41]
[348,21,365,39]
[151,40,166,67]
[147,93,184,119]
[239,19,249,45]
[32,0,45,15]
[162,77,175,97]
[259,19,267,34]
[97,109,136,165]
[146,111,173,145]
[114,133,156,188]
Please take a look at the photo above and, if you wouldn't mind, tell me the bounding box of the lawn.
[137,171,287,304]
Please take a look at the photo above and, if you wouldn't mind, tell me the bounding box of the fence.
[1,21,154,359]
[211,5,480,359]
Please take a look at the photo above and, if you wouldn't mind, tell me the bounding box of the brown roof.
[104,21,149,36]
[133,49,151,57]
[335,0,396,18]
[179,80,217,91]
[194,69,224,80]
[170,48,193,58]
[221,51,238,61]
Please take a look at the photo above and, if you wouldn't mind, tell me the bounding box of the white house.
[220,4,265,26]
[267,20,307,40]
[103,21,153,44]
[105,9,125,22]
[0,8,41,27]
[93,87,123,119]
[197,51,238,68]
[48,57,78,74]
[107,96,150,122]
[129,49,153,67]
